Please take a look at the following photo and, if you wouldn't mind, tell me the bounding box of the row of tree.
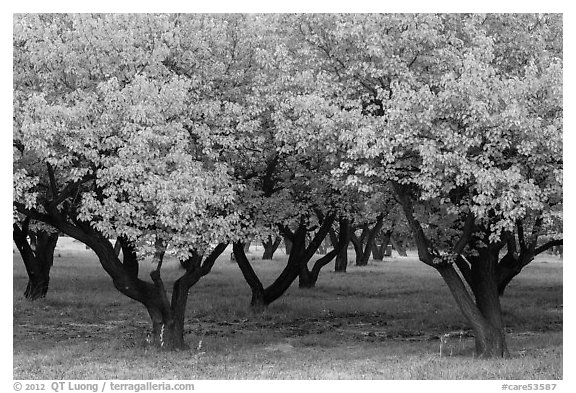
[13,14,562,358]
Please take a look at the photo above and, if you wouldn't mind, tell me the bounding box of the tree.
[292,13,562,358]
[13,218,59,300]
[261,235,282,260]
[329,216,352,272]
[197,15,353,302]
[13,14,243,350]
[349,214,384,266]
[371,203,412,259]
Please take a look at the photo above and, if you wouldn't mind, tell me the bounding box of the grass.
[13,240,563,379]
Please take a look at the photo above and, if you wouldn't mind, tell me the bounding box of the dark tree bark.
[332,217,351,272]
[233,231,303,307]
[118,235,139,278]
[392,181,509,358]
[306,223,349,283]
[350,226,367,265]
[437,263,508,358]
[317,239,328,254]
[495,227,562,296]
[262,235,282,260]
[28,232,38,251]
[233,242,268,309]
[468,246,509,357]
[371,241,383,260]
[169,244,227,348]
[283,236,293,255]
[113,238,122,256]
[351,214,384,266]
[371,231,390,261]
[296,215,337,288]
[13,220,59,300]
[234,214,338,307]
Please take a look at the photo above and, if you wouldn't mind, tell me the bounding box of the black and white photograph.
[8,3,568,387]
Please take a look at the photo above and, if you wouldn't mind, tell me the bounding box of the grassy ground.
[13,240,563,379]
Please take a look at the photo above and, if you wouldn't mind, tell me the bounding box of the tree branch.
[528,216,544,254]
[453,213,475,255]
[454,255,473,288]
[278,224,295,241]
[391,181,434,265]
[13,202,52,223]
[517,220,526,252]
[534,239,562,256]
[48,174,93,210]
[46,163,58,199]
[504,231,517,257]
[199,243,228,276]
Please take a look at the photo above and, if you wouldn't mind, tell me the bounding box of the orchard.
[13,13,561,369]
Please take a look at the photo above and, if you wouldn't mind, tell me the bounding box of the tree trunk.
[384,244,393,257]
[299,217,346,287]
[233,242,267,308]
[17,200,228,350]
[39,214,191,350]
[299,265,315,288]
[437,261,509,358]
[495,252,523,296]
[168,244,226,349]
[236,215,336,308]
[296,215,335,288]
[352,216,384,266]
[350,232,366,266]
[262,236,281,260]
[146,306,181,350]
[13,223,59,300]
[234,236,302,308]
[283,236,292,255]
[469,247,509,357]
[390,236,407,257]
[118,235,139,278]
[371,240,383,261]
[333,218,350,272]
[392,181,508,358]
[372,231,391,260]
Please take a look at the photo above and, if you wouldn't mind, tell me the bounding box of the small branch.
[278,224,295,241]
[408,52,419,69]
[13,202,52,223]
